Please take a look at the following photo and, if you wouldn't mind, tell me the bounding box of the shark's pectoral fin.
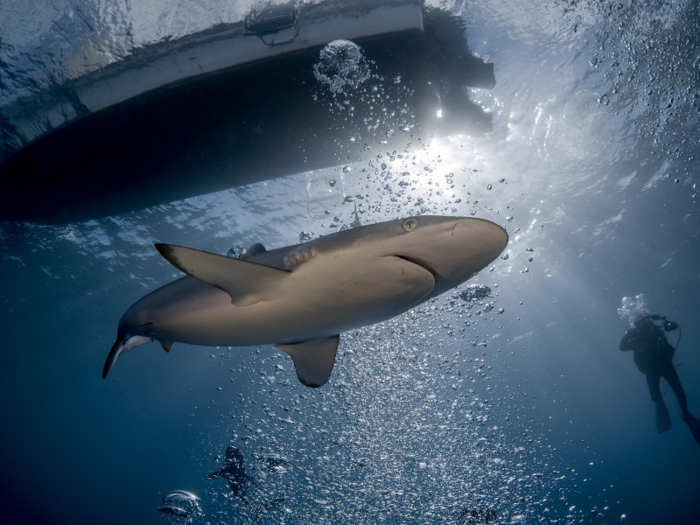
[155,243,290,306]
[159,340,173,353]
[274,336,340,388]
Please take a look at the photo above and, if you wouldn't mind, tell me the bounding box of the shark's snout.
[422,218,508,279]
[461,218,509,267]
[393,217,508,301]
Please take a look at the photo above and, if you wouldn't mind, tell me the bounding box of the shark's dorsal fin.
[274,336,339,388]
[243,243,266,258]
[155,243,290,306]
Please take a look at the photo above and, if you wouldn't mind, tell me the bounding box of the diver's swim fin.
[656,401,672,434]
[682,412,700,447]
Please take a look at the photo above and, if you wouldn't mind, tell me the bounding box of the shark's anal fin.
[155,243,290,306]
[274,336,340,388]
[159,340,173,353]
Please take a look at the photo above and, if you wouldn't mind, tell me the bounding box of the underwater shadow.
[0,0,495,224]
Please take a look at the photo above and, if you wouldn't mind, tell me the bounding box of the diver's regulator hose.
[673,324,682,351]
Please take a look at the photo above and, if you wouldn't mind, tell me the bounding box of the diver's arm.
[205,469,226,480]
[619,329,637,351]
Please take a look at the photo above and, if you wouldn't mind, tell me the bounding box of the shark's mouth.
[395,255,437,279]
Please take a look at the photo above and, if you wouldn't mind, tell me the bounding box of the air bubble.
[299,231,314,242]
[226,245,247,259]
[313,40,371,94]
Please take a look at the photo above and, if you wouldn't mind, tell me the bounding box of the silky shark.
[103,216,508,387]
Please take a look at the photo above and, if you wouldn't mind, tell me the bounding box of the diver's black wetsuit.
[620,314,700,446]
[620,316,686,411]
[620,315,687,433]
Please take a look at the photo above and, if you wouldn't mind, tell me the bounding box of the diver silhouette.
[206,445,285,521]
[206,445,254,504]
[620,313,700,446]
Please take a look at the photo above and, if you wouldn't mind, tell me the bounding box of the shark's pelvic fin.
[155,243,290,306]
[159,340,173,353]
[275,336,340,388]
[244,243,266,258]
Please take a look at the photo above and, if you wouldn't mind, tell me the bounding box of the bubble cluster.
[617,294,648,326]
[313,40,372,95]
[157,490,203,524]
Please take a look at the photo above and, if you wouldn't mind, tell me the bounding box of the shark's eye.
[403,218,417,232]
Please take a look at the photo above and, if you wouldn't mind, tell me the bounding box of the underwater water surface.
[0,1,699,524]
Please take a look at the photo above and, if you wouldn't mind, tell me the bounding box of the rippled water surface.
[1,1,699,524]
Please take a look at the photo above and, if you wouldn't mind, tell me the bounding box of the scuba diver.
[206,445,254,505]
[618,296,700,447]
[206,444,284,521]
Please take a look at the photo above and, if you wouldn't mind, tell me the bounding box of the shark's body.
[104,216,508,386]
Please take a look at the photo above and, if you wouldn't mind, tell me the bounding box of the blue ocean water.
[0,1,699,524]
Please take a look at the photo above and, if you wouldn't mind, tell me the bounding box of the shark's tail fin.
[102,335,151,379]
[103,338,125,379]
